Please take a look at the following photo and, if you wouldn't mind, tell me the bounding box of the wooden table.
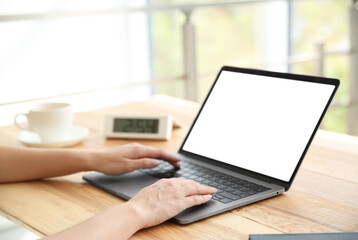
[0,95,357,239]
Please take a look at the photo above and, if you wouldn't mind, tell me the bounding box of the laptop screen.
[182,69,337,182]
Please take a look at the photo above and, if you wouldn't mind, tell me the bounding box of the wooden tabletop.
[0,95,357,239]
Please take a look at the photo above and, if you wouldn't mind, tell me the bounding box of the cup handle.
[14,113,30,130]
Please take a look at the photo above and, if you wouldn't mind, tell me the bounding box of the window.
[0,0,152,125]
[151,0,355,135]
[1,0,356,135]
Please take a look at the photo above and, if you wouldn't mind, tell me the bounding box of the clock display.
[113,119,159,133]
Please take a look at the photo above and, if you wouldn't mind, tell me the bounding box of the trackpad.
[83,171,158,200]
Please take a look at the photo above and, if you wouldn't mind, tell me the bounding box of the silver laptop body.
[83,66,339,224]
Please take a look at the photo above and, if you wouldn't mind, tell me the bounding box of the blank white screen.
[183,71,335,182]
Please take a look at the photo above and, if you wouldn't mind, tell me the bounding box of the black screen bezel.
[179,66,340,191]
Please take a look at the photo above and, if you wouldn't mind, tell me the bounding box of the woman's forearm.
[0,143,181,183]
[0,145,93,183]
[45,202,144,240]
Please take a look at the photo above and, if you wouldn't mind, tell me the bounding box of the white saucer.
[17,125,89,148]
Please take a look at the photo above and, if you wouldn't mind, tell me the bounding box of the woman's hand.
[89,143,181,175]
[46,178,217,240]
[126,178,217,229]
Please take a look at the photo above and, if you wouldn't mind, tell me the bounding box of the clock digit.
[136,120,146,132]
[123,119,134,132]
[146,119,159,133]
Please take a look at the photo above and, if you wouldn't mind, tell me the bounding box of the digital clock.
[104,114,173,140]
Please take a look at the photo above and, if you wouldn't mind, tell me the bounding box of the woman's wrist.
[76,149,100,172]
[124,201,150,229]
[112,202,147,236]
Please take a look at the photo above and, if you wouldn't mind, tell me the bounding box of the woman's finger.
[183,194,213,209]
[125,158,161,172]
[131,145,181,166]
[179,180,217,196]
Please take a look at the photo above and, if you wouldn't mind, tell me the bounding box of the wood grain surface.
[0,95,357,239]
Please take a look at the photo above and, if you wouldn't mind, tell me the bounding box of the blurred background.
[0,0,357,136]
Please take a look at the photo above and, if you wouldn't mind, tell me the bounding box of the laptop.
[83,66,339,224]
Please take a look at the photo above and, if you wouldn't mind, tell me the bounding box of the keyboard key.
[232,190,244,196]
[201,179,212,185]
[225,187,236,192]
[218,191,242,201]
[208,182,220,187]
[217,198,233,204]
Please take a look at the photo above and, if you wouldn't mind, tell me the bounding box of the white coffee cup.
[14,103,73,143]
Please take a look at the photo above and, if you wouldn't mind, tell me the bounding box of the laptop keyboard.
[140,160,270,204]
